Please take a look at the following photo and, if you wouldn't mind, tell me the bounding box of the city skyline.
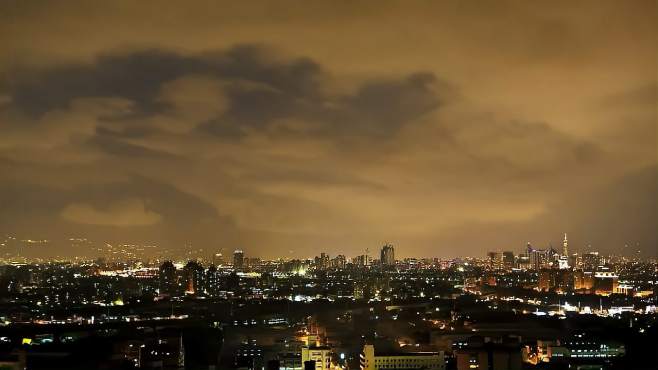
[2,231,652,261]
[0,233,656,268]
[1,1,656,258]
[0,233,655,369]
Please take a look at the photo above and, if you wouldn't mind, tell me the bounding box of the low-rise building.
[301,346,332,369]
[360,344,445,370]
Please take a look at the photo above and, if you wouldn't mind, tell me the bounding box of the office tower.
[526,244,551,270]
[562,233,569,256]
[380,244,395,266]
[558,235,571,269]
[233,250,244,269]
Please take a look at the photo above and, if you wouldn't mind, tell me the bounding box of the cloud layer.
[0,1,655,258]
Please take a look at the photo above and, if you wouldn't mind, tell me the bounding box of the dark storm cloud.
[1,45,445,141]
[328,73,441,137]
[4,50,196,117]
[89,128,182,160]
[2,45,323,119]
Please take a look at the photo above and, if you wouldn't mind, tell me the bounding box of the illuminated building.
[525,244,554,270]
[502,251,515,269]
[331,255,347,269]
[158,261,177,296]
[235,342,263,369]
[538,269,574,292]
[562,233,569,256]
[593,271,619,295]
[569,253,580,269]
[212,253,224,266]
[360,344,445,370]
[139,334,185,369]
[573,270,595,291]
[546,334,625,361]
[301,346,332,369]
[183,261,204,295]
[516,255,531,270]
[454,337,522,370]
[353,283,367,300]
[537,270,552,292]
[557,256,569,269]
[233,250,244,269]
[277,353,302,370]
[487,252,503,270]
[582,252,600,272]
[315,253,330,270]
[206,264,219,296]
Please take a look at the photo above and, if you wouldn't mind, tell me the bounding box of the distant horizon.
[1,232,654,261]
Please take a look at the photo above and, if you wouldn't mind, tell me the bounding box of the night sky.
[0,1,656,258]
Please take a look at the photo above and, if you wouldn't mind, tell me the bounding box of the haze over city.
[1,1,656,258]
[1,2,658,370]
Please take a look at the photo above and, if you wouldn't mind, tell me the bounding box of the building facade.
[360,344,445,370]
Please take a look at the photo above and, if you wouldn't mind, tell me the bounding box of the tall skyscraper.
[526,243,552,270]
[233,249,244,269]
[562,233,569,256]
[380,244,395,266]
